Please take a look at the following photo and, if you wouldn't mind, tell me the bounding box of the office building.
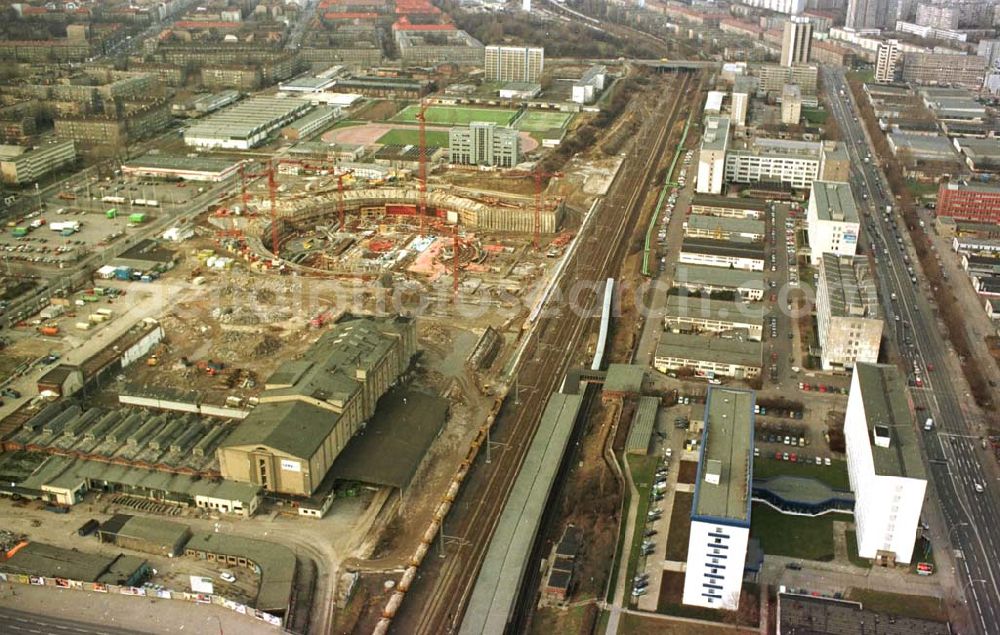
[781,17,813,67]
[0,139,76,185]
[663,296,764,341]
[781,84,802,124]
[218,315,417,497]
[754,63,818,93]
[697,116,731,195]
[684,214,765,243]
[806,181,861,264]
[681,387,755,609]
[844,364,927,565]
[816,255,883,371]
[846,0,895,30]
[484,45,544,83]
[655,333,762,379]
[680,237,765,271]
[725,138,825,190]
[875,40,901,83]
[937,181,1000,224]
[690,195,767,219]
[449,122,520,168]
[901,53,987,89]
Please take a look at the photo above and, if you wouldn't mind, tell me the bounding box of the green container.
[106,208,117,218]
[128,213,146,223]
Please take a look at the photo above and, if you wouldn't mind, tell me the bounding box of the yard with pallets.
[390,105,517,126]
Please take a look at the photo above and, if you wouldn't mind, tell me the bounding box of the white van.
[924,418,934,431]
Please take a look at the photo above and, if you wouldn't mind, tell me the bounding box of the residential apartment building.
[0,139,76,185]
[753,63,818,93]
[902,53,987,89]
[937,181,1000,224]
[916,4,958,29]
[846,0,895,29]
[781,84,802,124]
[54,100,171,148]
[484,45,544,82]
[663,296,764,341]
[731,80,751,127]
[724,138,825,190]
[655,333,762,379]
[449,122,520,168]
[816,255,883,371]
[737,0,806,15]
[875,40,901,83]
[682,387,754,610]
[781,17,813,66]
[806,181,861,264]
[697,116,731,195]
[680,237,765,271]
[673,264,765,301]
[844,364,927,565]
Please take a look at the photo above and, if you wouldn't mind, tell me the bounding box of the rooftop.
[123,153,243,174]
[665,296,764,323]
[778,593,950,635]
[674,264,764,290]
[625,396,659,454]
[0,542,143,583]
[690,194,768,211]
[656,332,762,367]
[729,137,823,159]
[686,213,765,239]
[681,237,765,260]
[185,96,312,141]
[821,254,879,319]
[184,532,296,612]
[810,181,859,223]
[98,514,191,555]
[701,116,731,152]
[855,363,926,480]
[888,133,957,159]
[692,387,754,525]
[603,364,645,394]
[957,138,1000,160]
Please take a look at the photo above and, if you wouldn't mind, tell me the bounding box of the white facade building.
[816,255,884,371]
[680,237,765,271]
[738,0,806,15]
[781,17,813,67]
[682,387,754,610]
[724,138,825,190]
[697,116,731,195]
[806,180,861,264]
[875,40,902,83]
[484,45,544,82]
[449,122,520,168]
[844,364,927,565]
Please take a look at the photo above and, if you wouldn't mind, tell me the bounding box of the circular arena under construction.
[209,187,567,283]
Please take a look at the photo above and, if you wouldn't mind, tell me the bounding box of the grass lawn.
[528,605,595,635]
[750,503,835,561]
[621,609,757,635]
[845,588,949,622]
[906,180,940,200]
[801,108,829,124]
[624,454,662,588]
[375,128,450,147]
[516,111,573,132]
[752,457,851,491]
[845,530,871,569]
[391,105,516,126]
[664,491,694,561]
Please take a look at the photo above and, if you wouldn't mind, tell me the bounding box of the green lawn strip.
[664,491,693,561]
[752,457,851,491]
[844,530,871,569]
[845,588,949,622]
[750,503,835,561]
[624,454,662,592]
[375,129,450,147]
[391,105,516,126]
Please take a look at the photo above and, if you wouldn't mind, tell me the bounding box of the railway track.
[392,71,696,635]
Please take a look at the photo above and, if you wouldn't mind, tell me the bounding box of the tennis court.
[515,111,573,132]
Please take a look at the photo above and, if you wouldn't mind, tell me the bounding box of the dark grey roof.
[681,237,765,260]
[778,593,950,635]
[856,364,926,480]
[183,532,295,613]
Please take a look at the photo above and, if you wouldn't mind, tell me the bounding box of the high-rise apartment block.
[781,17,813,66]
[875,40,901,83]
[484,46,544,82]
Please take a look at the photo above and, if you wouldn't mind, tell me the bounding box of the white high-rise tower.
[522,0,531,11]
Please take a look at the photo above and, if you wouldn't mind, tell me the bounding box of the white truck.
[924,417,934,431]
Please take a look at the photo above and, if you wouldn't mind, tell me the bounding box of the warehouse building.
[679,237,765,271]
[673,264,765,301]
[806,180,860,264]
[217,314,417,497]
[280,106,341,140]
[122,154,244,182]
[184,97,313,150]
[664,296,764,341]
[844,364,927,565]
[449,122,520,168]
[682,387,755,610]
[816,255,883,371]
[0,139,76,185]
[778,592,951,635]
[690,195,767,220]
[684,214,765,243]
[97,514,192,558]
[654,333,762,379]
[0,542,149,587]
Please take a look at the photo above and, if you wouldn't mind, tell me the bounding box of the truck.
[96,308,113,317]
[114,267,132,281]
[106,208,118,219]
[11,227,28,237]
[924,417,934,431]
[75,321,92,330]
[128,213,146,224]
[50,221,81,233]
[89,313,108,323]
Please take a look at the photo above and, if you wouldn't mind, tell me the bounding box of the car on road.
[219,571,236,583]
[974,482,985,493]
[786,562,803,570]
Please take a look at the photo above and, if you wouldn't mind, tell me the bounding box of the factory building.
[806,181,861,264]
[680,237,765,271]
[449,122,520,168]
[654,333,762,379]
[816,255,883,371]
[673,264,765,301]
[217,315,417,497]
[122,154,244,182]
[682,387,754,610]
[484,45,544,82]
[844,364,927,565]
[664,296,764,341]
[0,139,76,185]
[697,116,730,195]
[684,214,765,243]
[184,97,314,150]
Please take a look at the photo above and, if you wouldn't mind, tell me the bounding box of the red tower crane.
[501,169,564,249]
[416,100,430,232]
[238,160,280,257]
[274,158,353,231]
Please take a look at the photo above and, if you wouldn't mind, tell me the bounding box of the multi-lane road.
[823,66,1000,635]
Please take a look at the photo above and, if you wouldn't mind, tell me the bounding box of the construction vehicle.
[57,191,76,201]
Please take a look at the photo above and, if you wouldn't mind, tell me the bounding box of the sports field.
[391,105,517,126]
[376,129,450,147]
[515,111,572,132]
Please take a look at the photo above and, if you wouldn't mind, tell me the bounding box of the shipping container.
[96,308,113,317]
[75,322,92,330]
[128,213,147,223]
[106,208,118,218]
[114,267,132,280]
[77,519,100,536]
[39,325,60,336]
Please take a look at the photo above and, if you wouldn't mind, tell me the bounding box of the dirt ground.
[677,461,698,485]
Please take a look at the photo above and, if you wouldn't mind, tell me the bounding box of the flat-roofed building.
[682,387,755,609]
[280,106,340,140]
[724,137,827,190]
[184,96,313,150]
[449,122,520,168]
[690,194,767,219]
[122,154,243,182]
[780,84,802,124]
[217,314,416,496]
[680,237,765,271]
[778,592,951,635]
[654,333,762,379]
[955,138,1000,173]
[674,264,765,301]
[697,116,730,195]
[684,214,765,243]
[875,39,901,83]
[816,255,883,371]
[484,45,544,82]
[845,364,927,565]
[0,139,76,185]
[752,63,818,94]
[902,52,986,89]
[806,181,860,264]
[937,181,1000,224]
[664,296,764,340]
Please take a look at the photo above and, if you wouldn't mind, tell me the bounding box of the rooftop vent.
[873,424,891,448]
[705,459,722,485]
